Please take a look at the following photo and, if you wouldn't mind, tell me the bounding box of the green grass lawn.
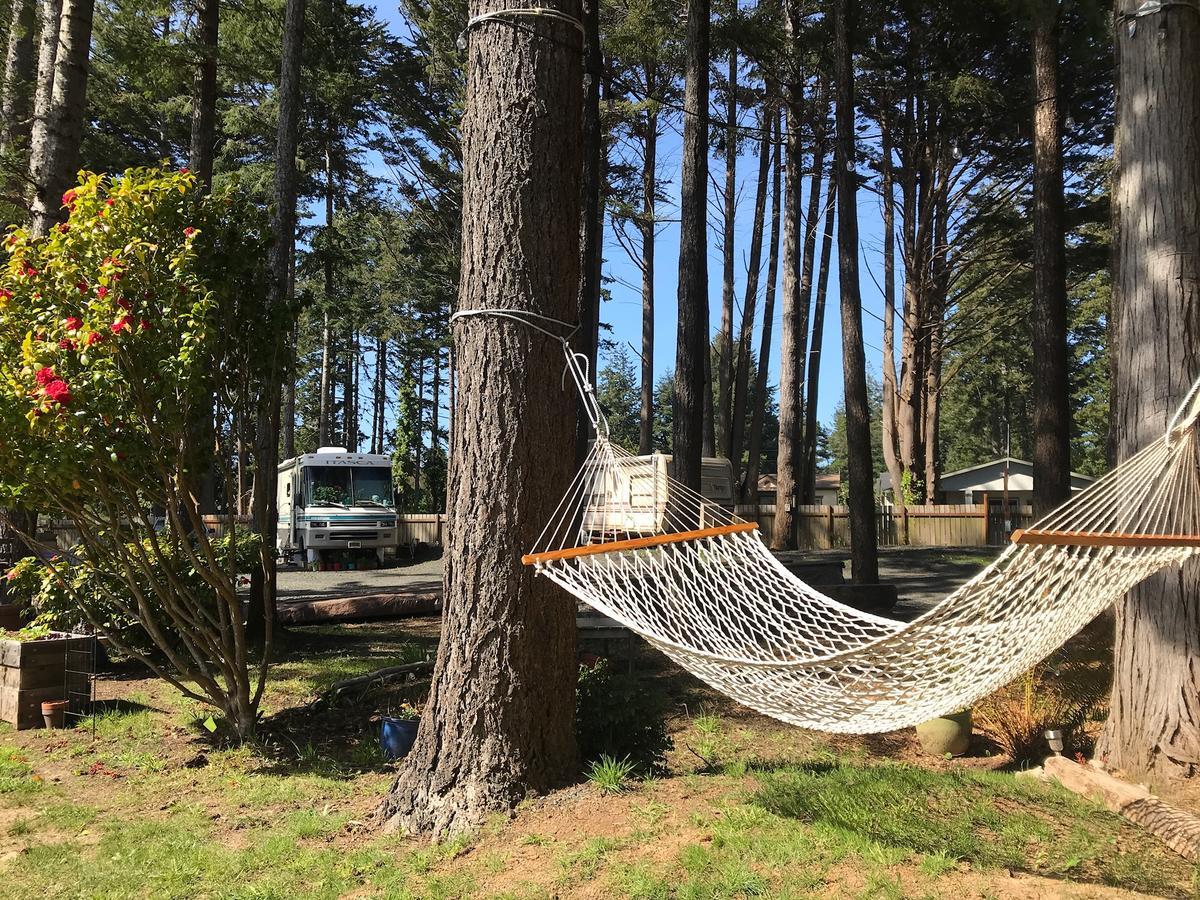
[1,620,1197,899]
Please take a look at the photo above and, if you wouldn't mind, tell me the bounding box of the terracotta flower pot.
[915,709,972,757]
[41,699,68,729]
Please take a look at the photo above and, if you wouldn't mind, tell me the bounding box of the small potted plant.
[380,702,421,761]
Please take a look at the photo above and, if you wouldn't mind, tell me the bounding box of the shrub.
[576,659,671,774]
[973,629,1110,764]
[0,167,283,738]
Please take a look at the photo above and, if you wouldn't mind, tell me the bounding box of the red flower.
[97,286,109,299]
[138,319,150,332]
[117,298,131,310]
[57,223,69,234]
[22,264,36,277]
[0,289,12,301]
[64,316,82,331]
[180,167,190,174]
[58,339,75,351]
[111,315,134,334]
[62,189,76,208]
[4,569,15,581]
[76,280,88,293]
[43,379,71,405]
[85,331,103,347]
[183,227,196,237]
[35,366,55,387]
[105,198,114,207]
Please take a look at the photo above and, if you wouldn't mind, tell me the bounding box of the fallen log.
[1044,755,1200,861]
[311,660,435,708]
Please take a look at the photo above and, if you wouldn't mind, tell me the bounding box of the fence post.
[826,506,834,549]
[981,494,990,545]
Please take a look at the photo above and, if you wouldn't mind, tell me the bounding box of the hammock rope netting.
[455,309,1200,734]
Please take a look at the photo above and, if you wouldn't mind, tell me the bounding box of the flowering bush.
[0,167,272,507]
[0,166,281,737]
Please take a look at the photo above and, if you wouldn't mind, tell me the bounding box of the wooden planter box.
[0,633,91,729]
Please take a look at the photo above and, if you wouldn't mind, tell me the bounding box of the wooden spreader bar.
[1012,528,1200,548]
[522,522,759,566]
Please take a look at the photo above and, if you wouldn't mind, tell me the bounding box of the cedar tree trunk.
[1096,0,1200,780]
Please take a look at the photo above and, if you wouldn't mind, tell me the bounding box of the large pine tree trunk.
[1030,0,1072,517]
[729,102,772,481]
[744,108,781,503]
[833,0,878,584]
[1096,0,1200,780]
[716,45,737,461]
[801,181,835,502]
[26,0,91,236]
[577,0,602,461]
[380,0,582,835]
[188,0,219,186]
[0,0,36,158]
[638,103,657,455]
[673,0,709,490]
[879,110,905,527]
[771,81,804,550]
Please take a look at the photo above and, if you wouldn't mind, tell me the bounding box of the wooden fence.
[396,514,447,547]
[733,502,1035,549]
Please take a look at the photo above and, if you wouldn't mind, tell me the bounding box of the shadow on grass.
[750,757,1192,898]
[89,697,158,718]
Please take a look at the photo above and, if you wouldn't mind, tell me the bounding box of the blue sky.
[366,2,895,441]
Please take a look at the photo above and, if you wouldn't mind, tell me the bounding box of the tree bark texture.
[744,108,782,503]
[381,0,582,835]
[716,44,737,461]
[188,0,219,187]
[1096,0,1200,780]
[833,0,878,584]
[638,104,657,455]
[672,0,709,490]
[576,0,602,462]
[880,110,905,525]
[0,0,36,157]
[771,87,804,550]
[247,0,303,643]
[27,0,59,189]
[1030,0,1072,517]
[26,0,91,236]
[802,181,835,503]
[730,102,772,482]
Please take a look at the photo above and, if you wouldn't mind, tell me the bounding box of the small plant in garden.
[390,701,421,721]
[973,639,1108,764]
[586,754,637,794]
[0,167,286,739]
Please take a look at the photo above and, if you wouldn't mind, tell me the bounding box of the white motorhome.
[581,453,735,536]
[277,447,398,563]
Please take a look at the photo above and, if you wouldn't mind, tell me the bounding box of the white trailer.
[277,447,398,564]
[580,453,735,536]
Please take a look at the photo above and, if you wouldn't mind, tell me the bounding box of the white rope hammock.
[459,310,1200,734]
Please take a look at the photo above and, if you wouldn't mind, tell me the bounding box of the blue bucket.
[380,717,419,760]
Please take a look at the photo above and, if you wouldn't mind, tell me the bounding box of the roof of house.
[758,473,840,491]
[878,457,1096,492]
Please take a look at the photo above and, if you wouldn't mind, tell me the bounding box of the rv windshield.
[304,466,394,508]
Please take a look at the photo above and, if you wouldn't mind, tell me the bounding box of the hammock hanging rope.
[456,309,1200,734]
